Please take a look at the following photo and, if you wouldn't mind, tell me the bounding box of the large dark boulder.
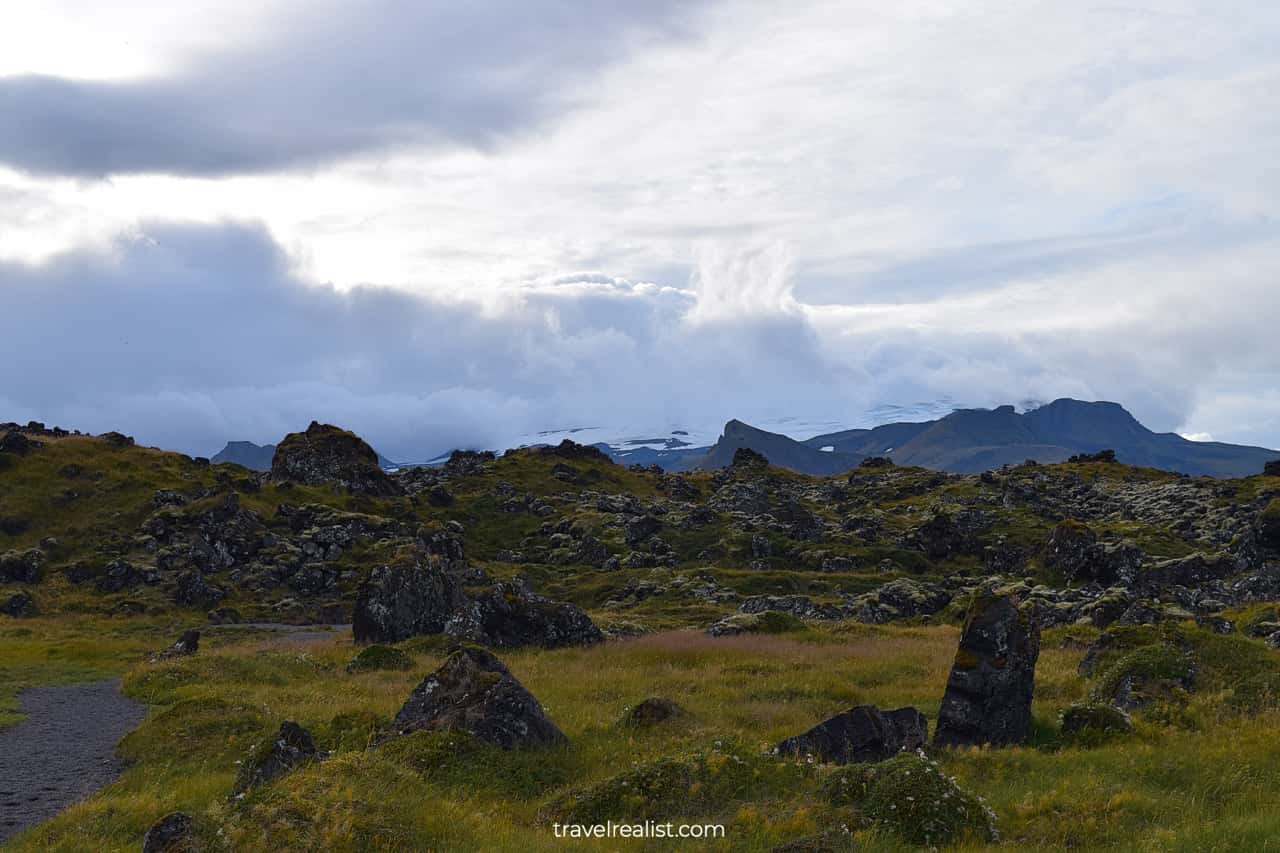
[232,721,320,795]
[774,704,927,764]
[1264,459,1280,477]
[389,645,566,749]
[352,557,460,644]
[933,587,1041,748]
[446,581,603,648]
[0,548,44,583]
[269,421,401,496]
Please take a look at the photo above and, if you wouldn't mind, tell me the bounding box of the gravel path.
[207,622,353,645]
[0,679,145,844]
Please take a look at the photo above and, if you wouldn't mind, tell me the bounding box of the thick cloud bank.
[0,223,839,456]
[3,221,1278,458]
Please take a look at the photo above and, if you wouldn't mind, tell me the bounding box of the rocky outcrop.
[142,811,196,853]
[933,587,1040,748]
[0,431,39,455]
[446,581,603,648]
[232,721,320,796]
[624,514,662,545]
[1043,520,1098,580]
[352,556,460,644]
[850,579,952,624]
[100,431,135,448]
[0,548,45,583]
[174,571,225,609]
[388,645,566,749]
[739,595,846,621]
[97,559,149,593]
[908,508,988,559]
[269,422,400,496]
[774,704,927,764]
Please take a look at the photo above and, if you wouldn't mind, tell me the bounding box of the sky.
[1,0,1278,459]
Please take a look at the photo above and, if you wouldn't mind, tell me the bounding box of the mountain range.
[211,399,1280,478]
[676,399,1279,478]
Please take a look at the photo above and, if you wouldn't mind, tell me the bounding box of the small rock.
[774,704,927,764]
[2,591,36,618]
[623,698,688,728]
[173,630,200,655]
[232,721,320,795]
[141,811,196,853]
[207,607,242,625]
[1059,702,1133,739]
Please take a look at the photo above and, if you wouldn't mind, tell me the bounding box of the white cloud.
[0,1,1277,450]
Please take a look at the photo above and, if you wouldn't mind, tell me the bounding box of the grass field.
[6,614,1280,851]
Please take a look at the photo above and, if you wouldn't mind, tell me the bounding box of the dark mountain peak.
[1024,398,1149,446]
[211,440,276,471]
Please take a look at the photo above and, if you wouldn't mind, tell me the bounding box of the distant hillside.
[800,399,1279,477]
[676,420,861,476]
[672,400,1278,478]
[211,441,275,471]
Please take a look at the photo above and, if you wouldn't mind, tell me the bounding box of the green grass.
[5,614,1280,850]
[7,434,1280,849]
[0,616,174,728]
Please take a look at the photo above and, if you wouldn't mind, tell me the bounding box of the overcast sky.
[1,0,1278,457]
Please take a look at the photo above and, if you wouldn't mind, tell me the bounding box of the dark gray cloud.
[0,220,845,457]
[5,218,1278,459]
[0,1,703,177]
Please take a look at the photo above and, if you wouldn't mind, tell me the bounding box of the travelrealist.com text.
[551,821,726,840]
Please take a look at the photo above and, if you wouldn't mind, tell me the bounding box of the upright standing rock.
[933,586,1040,748]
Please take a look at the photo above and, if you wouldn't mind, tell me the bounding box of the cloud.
[1,2,1278,454]
[0,221,849,456]
[0,0,705,178]
[3,219,1278,459]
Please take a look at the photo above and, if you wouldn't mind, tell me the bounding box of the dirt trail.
[0,679,145,844]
